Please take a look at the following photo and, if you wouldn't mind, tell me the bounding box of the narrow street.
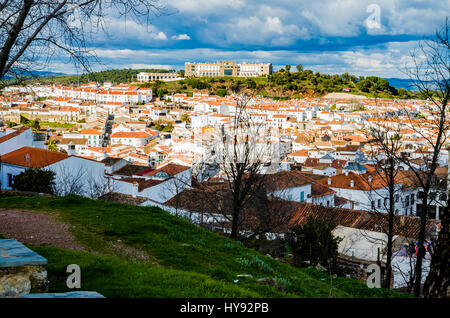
[103,114,114,147]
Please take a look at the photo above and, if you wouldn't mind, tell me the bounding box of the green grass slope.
[0,194,410,298]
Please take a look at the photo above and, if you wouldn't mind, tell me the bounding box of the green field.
[38,121,76,129]
[0,194,411,298]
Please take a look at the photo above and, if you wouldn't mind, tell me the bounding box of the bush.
[288,215,342,268]
[216,88,227,97]
[12,168,56,194]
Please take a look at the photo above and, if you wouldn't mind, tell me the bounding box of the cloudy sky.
[55,0,449,78]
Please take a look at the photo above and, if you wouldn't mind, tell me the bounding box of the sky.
[52,0,450,78]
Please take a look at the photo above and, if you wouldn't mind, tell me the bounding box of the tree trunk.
[230,200,240,239]
[384,181,395,289]
[423,202,450,298]
[414,193,429,296]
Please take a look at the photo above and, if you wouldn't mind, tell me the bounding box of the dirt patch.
[0,209,85,251]
[107,241,158,265]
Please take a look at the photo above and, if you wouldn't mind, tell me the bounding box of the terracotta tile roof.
[113,164,152,176]
[80,129,102,135]
[110,131,152,139]
[304,157,320,167]
[263,170,312,192]
[286,203,438,239]
[100,157,123,166]
[0,127,29,144]
[119,177,164,191]
[140,163,190,177]
[318,171,401,191]
[0,147,69,168]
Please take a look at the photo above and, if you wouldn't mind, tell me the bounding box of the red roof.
[0,127,29,144]
[0,147,68,168]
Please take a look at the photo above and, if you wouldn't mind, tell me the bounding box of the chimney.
[345,170,349,176]
[328,177,332,185]
[132,182,138,198]
[368,175,373,183]
[350,180,355,187]
[69,144,77,156]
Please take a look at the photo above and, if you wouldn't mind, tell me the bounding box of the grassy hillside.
[0,194,410,298]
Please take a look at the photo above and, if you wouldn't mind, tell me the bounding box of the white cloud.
[166,0,245,14]
[152,32,168,40]
[213,15,309,46]
[89,42,422,78]
[171,34,191,40]
[131,64,174,70]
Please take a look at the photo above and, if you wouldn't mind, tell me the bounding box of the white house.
[0,146,106,198]
[0,127,46,156]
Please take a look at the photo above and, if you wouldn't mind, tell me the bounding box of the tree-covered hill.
[29,68,178,86]
[26,65,424,100]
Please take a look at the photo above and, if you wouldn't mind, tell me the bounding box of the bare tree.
[362,121,404,289]
[399,18,450,296]
[86,172,117,199]
[51,163,86,196]
[50,162,113,198]
[424,193,450,298]
[213,96,275,239]
[0,0,166,82]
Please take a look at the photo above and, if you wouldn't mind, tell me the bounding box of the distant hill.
[2,71,67,80]
[384,78,417,91]
[19,67,426,100]
[30,68,177,85]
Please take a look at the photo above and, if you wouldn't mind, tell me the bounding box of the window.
[395,194,399,203]
[405,195,409,207]
[7,174,14,187]
[288,194,292,201]
[377,199,381,208]
[371,201,375,210]
[300,192,305,202]
[411,194,415,205]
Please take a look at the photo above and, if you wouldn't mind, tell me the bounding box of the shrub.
[12,168,56,194]
[288,215,342,268]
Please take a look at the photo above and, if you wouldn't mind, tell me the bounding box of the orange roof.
[0,127,30,144]
[1,147,68,168]
[110,131,152,139]
[80,129,102,135]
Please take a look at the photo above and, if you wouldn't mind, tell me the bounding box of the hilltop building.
[185,61,272,77]
[137,72,180,82]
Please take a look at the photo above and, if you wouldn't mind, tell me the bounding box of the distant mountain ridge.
[384,78,417,90]
[2,71,67,80]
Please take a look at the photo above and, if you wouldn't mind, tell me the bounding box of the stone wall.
[0,265,48,298]
[0,239,49,298]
